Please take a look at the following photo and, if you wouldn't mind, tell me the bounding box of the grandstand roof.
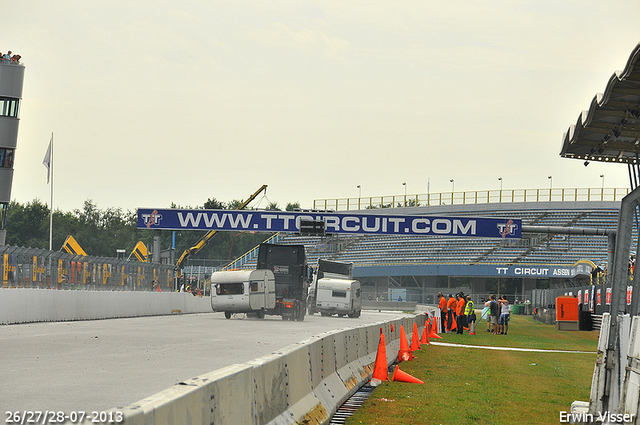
[560,42,640,164]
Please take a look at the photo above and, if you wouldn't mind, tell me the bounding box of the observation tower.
[0,56,25,245]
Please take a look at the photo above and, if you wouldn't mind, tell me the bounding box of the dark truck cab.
[257,243,309,321]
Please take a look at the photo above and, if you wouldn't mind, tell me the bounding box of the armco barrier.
[0,289,212,324]
[77,313,429,425]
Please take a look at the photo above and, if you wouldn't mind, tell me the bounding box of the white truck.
[315,277,362,318]
[210,269,276,319]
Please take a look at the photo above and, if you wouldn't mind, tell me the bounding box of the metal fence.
[532,284,620,316]
[0,245,176,291]
[313,187,629,211]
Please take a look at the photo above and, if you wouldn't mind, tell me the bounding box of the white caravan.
[211,269,276,319]
[315,278,361,318]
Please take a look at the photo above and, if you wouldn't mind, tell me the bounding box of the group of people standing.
[484,295,510,335]
[0,50,21,64]
[437,292,510,335]
[437,292,476,334]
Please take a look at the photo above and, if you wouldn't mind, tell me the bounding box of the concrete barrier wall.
[0,289,212,324]
[89,313,430,425]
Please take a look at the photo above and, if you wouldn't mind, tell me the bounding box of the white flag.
[43,137,51,183]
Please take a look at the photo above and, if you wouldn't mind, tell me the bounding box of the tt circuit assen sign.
[137,209,521,239]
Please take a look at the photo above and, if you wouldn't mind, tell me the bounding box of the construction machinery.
[175,185,267,286]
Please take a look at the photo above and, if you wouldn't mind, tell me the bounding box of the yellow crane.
[175,185,268,281]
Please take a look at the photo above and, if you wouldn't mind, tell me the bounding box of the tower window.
[0,98,19,118]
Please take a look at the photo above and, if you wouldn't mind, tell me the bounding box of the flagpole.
[49,132,53,252]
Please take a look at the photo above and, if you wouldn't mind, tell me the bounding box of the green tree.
[285,202,300,211]
[6,199,50,248]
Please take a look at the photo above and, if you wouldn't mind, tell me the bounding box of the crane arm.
[176,185,268,274]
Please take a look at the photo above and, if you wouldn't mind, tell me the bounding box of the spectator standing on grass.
[498,296,510,335]
[437,292,447,333]
[464,295,476,334]
[489,295,499,334]
[484,298,492,332]
[456,293,466,335]
[447,293,457,332]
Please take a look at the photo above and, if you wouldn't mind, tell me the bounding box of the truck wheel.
[321,312,331,317]
[224,311,231,319]
[256,309,265,319]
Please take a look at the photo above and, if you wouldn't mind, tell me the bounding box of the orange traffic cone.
[371,329,389,385]
[450,314,457,332]
[430,324,442,339]
[469,318,476,336]
[392,365,424,384]
[430,317,442,339]
[410,322,420,351]
[421,321,430,345]
[398,325,412,362]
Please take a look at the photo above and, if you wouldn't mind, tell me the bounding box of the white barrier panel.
[114,363,255,425]
[590,313,610,415]
[0,289,212,324]
[247,352,291,424]
[588,314,632,418]
[621,316,640,422]
[70,313,431,425]
[313,331,350,419]
[264,343,324,425]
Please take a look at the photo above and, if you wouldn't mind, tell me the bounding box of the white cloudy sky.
[4,1,640,212]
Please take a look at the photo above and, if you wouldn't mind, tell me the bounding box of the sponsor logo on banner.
[497,219,518,237]
[628,286,633,305]
[597,289,601,306]
[578,290,582,304]
[606,287,612,305]
[584,289,589,305]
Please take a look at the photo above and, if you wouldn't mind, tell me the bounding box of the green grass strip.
[346,314,599,425]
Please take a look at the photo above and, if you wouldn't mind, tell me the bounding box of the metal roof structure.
[560,42,640,165]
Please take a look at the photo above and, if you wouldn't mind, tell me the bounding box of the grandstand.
[229,193,628,303]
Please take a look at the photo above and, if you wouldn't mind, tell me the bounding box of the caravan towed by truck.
[211,243,309,321]
[210,269,276,319]
[308,259,361,318]
[315,277,361,318]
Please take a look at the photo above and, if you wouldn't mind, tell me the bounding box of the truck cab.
[257,243,309,321]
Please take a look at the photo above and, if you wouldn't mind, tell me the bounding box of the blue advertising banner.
[137,209,521,239]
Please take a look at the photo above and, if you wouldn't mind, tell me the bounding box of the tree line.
[6,198,301,267]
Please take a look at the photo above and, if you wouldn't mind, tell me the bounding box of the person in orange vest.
[456,293,466,335]
[446,293,457,332]
[437,292,447,333]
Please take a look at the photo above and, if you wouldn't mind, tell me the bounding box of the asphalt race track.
[1,310,409,413]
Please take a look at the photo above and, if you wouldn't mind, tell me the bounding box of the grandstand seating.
[235,202,628,270]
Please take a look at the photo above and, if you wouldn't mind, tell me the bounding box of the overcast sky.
[4,1,640,213]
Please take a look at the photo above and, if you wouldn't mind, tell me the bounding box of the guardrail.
[88,313,428,425]
[314,187,629,211]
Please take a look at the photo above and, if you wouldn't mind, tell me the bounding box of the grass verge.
[345,314,599,425]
